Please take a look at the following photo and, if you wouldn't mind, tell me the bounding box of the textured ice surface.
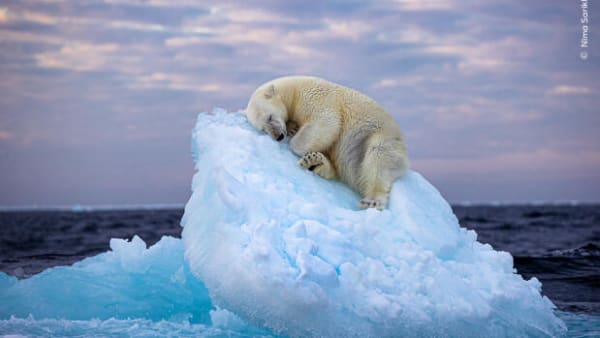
[181,109,567,337]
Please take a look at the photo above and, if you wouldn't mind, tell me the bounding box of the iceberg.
[3,108,592,337]
[180,109,566,337]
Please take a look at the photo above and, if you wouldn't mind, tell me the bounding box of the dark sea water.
[1,205,598,318]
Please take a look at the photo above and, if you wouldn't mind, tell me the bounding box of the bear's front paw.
[299,152,325,171]
[286,121,300,138]
[359,197,386,210]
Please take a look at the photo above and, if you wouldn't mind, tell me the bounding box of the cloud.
[214,6,298,24]
[164,6,333,74]
[372,74,438,89]
[414,149,600,177]
[0,131,13,141]
[0,29,66,46]
[422,36,535,73]
[131,72,222,92]
[17,10,58,25]
[423,97,543,131]
[392,0,453,11]
[34,42,121,71]
[547,85,593,96]
[323,18,372,41]
[164,35,211,47]
[0,1,210,45]
[0,7,62,26]
[104,20,168,32]
[0,7,7,23]
[102,0,208,9]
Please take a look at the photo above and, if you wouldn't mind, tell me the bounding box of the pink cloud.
[0,131,13,141]
[547,85,594,96]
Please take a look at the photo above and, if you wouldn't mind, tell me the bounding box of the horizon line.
[0,200,599,212]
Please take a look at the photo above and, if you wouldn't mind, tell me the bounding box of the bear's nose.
[276,134,284,141]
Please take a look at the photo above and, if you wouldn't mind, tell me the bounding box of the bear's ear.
[264,84,276,99]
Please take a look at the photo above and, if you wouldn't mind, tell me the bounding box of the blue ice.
[0,236,270,337]
[1,109,598,337]
[181,109,566,337]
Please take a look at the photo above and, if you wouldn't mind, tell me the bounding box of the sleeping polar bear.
[245,76,409,210]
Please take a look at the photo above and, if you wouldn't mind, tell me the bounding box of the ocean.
[1,204,598,336]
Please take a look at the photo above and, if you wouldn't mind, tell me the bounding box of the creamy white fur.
[245,76,409,209]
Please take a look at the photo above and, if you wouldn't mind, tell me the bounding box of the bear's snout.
[267,118,286,142]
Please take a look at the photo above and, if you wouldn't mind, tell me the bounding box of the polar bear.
[245,76,408,210]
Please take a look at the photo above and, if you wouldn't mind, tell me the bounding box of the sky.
[0,0,598,207]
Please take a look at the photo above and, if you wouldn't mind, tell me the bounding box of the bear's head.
[245,83,288,142]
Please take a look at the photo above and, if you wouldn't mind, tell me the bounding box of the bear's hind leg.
[357,135,407,210]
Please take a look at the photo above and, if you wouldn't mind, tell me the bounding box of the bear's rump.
[333,124,407,192]
[333,124,378,187]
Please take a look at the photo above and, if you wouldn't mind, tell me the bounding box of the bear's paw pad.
[359,197,386,210]
[299,152,325,171]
